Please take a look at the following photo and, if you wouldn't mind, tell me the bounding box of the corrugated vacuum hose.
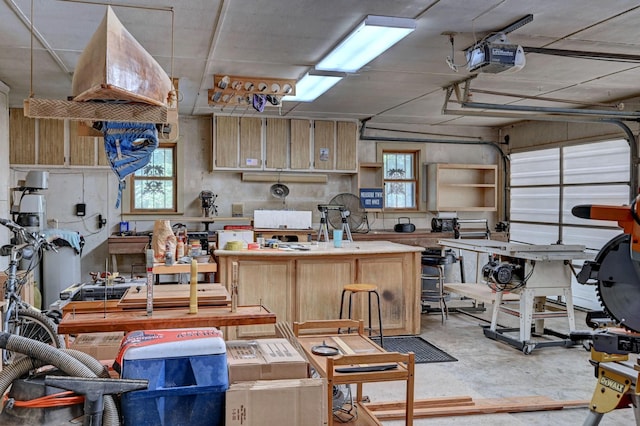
[0,332,146,426]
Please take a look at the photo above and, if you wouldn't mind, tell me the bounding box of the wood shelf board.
[58,304,275,334]
[152,262,217,274]
[443,283,520,303]
[118,283,230,308]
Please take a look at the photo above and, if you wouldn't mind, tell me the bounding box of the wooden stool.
[339,283,383,347]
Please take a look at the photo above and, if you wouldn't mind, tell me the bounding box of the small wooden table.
[293,320,414,426]
[58,305,275,334]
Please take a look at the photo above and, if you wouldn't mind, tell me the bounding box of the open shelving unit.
[426,163,497,212]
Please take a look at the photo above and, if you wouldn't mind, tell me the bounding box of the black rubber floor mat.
[371,336,457,364]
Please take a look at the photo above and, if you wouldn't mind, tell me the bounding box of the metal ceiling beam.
[460,101,640,120]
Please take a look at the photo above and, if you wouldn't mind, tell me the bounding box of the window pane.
[510,187,559,223]
[563,140,629,184]
[135,148,173,177]
[510,148,559,186]
[383,153,414,179]
[134,179,174,209]
[384,182,415,208]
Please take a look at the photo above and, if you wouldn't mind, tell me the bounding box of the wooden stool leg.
[367,290,373,337]
[338,289,348,333]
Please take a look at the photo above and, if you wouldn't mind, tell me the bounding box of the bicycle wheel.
[3,308,63,364]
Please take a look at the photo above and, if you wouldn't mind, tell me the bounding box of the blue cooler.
[116,328,228,426]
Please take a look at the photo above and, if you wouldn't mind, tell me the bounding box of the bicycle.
[0,218,63,364]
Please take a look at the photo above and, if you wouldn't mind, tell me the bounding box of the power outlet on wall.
[232,203,244,217]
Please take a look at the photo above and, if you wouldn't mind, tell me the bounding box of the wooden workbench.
[57,304,275,334]
[215,241,423,339]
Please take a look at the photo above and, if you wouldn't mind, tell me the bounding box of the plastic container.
[118,329,228,426]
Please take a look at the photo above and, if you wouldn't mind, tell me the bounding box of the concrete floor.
[363,301,638,425]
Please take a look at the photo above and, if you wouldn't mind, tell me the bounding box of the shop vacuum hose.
[0,332,119,426]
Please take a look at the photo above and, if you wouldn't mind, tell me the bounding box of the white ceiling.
[3,0,640,132]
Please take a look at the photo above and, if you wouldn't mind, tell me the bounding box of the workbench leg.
[534,296,546,334]
[490,291,503,331]
[563,287,576,331]
[520,288,534,342]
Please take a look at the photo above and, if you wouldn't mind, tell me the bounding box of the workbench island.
[215,241,423,339]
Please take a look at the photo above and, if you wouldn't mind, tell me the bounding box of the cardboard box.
[1,271,35,307]
[226,378,327,426]
[70,332,124,360]
[226,338,308,383]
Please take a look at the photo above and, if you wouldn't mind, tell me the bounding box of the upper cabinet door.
[214,115,239,168]
[265,118,288,170]
[290,119,311,170]
[313,120,335,170]
[239,117,262,168]
[9,109,36,164]
[336,121,357,171]
[69,121,97,166]
[38,118,65,165]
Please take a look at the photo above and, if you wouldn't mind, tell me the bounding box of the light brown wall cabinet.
[212,115,357,172]
[427,163,498,212]
[265,118,289,169]
[289,119,311,170]
[9,108,106,167]
[214,115,239,168]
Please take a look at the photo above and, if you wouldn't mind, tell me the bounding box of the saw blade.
[594,233,640,333]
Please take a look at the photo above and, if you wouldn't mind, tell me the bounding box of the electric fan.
[327,193,369,233]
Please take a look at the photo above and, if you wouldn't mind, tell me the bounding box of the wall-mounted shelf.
[208,74,296,106]
[427,163,498,212]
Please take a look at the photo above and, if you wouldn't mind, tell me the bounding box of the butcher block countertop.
[215,240,424,257]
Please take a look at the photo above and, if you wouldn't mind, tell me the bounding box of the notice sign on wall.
[359,188,384,209]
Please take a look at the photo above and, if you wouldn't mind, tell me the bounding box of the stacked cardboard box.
[226,338,327,425]
[70,332,125,360]
[226,338,309,383]
[226,378,326,426]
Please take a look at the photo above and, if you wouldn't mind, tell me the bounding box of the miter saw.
[571,200,640,425]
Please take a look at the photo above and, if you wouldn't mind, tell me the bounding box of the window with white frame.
[130,143,177,212]
[382,150,418,210]
[509,139,631,309]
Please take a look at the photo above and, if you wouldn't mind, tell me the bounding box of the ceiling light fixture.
[316,15,416,73]
[283,71,345,102]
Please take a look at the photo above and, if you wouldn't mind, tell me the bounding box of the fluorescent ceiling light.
[316,15,416,73]
[282,71,344,102]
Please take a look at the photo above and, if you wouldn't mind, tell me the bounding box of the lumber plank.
[365,396,589,420]
[58,304,275,334]
[118,283,230,308]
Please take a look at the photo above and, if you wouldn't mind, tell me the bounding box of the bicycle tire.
[4,308,63,364]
